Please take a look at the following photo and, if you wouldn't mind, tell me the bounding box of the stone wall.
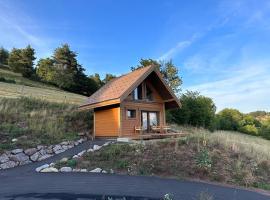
[0,137,87,170]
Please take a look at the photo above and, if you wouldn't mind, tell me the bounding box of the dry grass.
[73,126,270,191]
[0,97,92,152]
[0,69,86,105]
[172,125,270,161]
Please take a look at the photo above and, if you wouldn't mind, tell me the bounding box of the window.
[127,109,136,118]
[133,84,142,100]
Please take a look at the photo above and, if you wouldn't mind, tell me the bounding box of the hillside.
[59,126,270,191]
[0,68,91,153]
[0,68,87,105]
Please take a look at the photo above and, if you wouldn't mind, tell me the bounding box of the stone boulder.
[54,149,65,154]
[53,145,62,153]
[90,168,102,173]
[60,167,72,172]
[30,152,40,162]
[40,167,58,172]
[24,148,37,156]
[0,154,9,164]
[0,161,17,169]
[77,150,86,157]
[35,164,49,172]
[11,149,23,154]
[93,145,102,151]
[38,154,52,161]
[10,153,29,163]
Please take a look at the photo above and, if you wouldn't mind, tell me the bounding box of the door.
[141,111,159,132]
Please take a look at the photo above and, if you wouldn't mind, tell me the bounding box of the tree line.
[0,45,116,96]
[1,46,269,140]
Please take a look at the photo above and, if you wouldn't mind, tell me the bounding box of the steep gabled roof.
[80,65,181,109]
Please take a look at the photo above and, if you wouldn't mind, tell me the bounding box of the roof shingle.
[82,66,153,106]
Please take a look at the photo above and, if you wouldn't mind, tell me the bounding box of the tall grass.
[172,125,270,161]
[0,97,92,152]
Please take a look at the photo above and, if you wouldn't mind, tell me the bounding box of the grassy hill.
[62,126,270,191]
[0,68,87,105]
[0,68,91,153]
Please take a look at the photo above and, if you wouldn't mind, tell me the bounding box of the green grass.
[0,68,86,105]
[0,97,92,153]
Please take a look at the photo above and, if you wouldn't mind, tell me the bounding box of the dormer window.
[133,84,142,100]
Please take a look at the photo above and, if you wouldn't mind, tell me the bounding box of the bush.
[0,77,16,84]
[215,109,243,131]
[239,124,259,136]
[168,91,216,129]
[260,125,270,140]
[195,149,212,170]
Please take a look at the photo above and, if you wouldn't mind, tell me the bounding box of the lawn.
[68,127,270,191]
[0,68,87,105]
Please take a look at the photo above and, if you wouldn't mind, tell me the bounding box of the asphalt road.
[0,140,269,200]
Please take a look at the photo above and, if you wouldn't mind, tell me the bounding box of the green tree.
[8,48,22,72]
[169,91,216,129]
[89,73,103,88]
[36,58,55,82]
[216,108,243,131]
[132,58,182,94]
[103,73,116,85]
[49,44,80,90]
[0,47,9,65]
[8,45,35,77]
[21,45,36,77]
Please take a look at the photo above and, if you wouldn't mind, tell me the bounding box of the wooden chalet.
[79,65,182,139]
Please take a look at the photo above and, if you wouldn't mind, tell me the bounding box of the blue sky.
[0,0,270,113]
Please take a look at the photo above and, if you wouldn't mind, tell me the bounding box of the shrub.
[67,159,77,168]
[215,108,243,131]
[239,124,259,136]
[195,149,212,170]
[115,160,129,169]
[260,125,270,140]
[0,77,16,84]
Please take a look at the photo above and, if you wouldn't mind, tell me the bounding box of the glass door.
[141,111,159,132]
[141,111,148,131]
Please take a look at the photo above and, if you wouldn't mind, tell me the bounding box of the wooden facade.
[80,66,181,138]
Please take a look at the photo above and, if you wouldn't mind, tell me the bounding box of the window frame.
[127,109,136,119]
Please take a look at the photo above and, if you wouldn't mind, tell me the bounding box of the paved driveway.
[0,140,269,200]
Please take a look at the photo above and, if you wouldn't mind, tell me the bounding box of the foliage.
[0,77,16,84]
[260,124,270,140]
[215,108,243,131]
[169,91,216,129]
[67,159,77,168]
[36,58,55,82]
[195,149,212,170]
[103,73,116,84]
[8,45,36,78]
[239,124,259,136]
[0,47,9,65]
[36,44,100,95]
[131,58,182,94]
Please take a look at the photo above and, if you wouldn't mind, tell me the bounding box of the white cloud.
[185,61,270,113]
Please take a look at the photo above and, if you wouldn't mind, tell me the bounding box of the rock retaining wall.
[0,137,87,170]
